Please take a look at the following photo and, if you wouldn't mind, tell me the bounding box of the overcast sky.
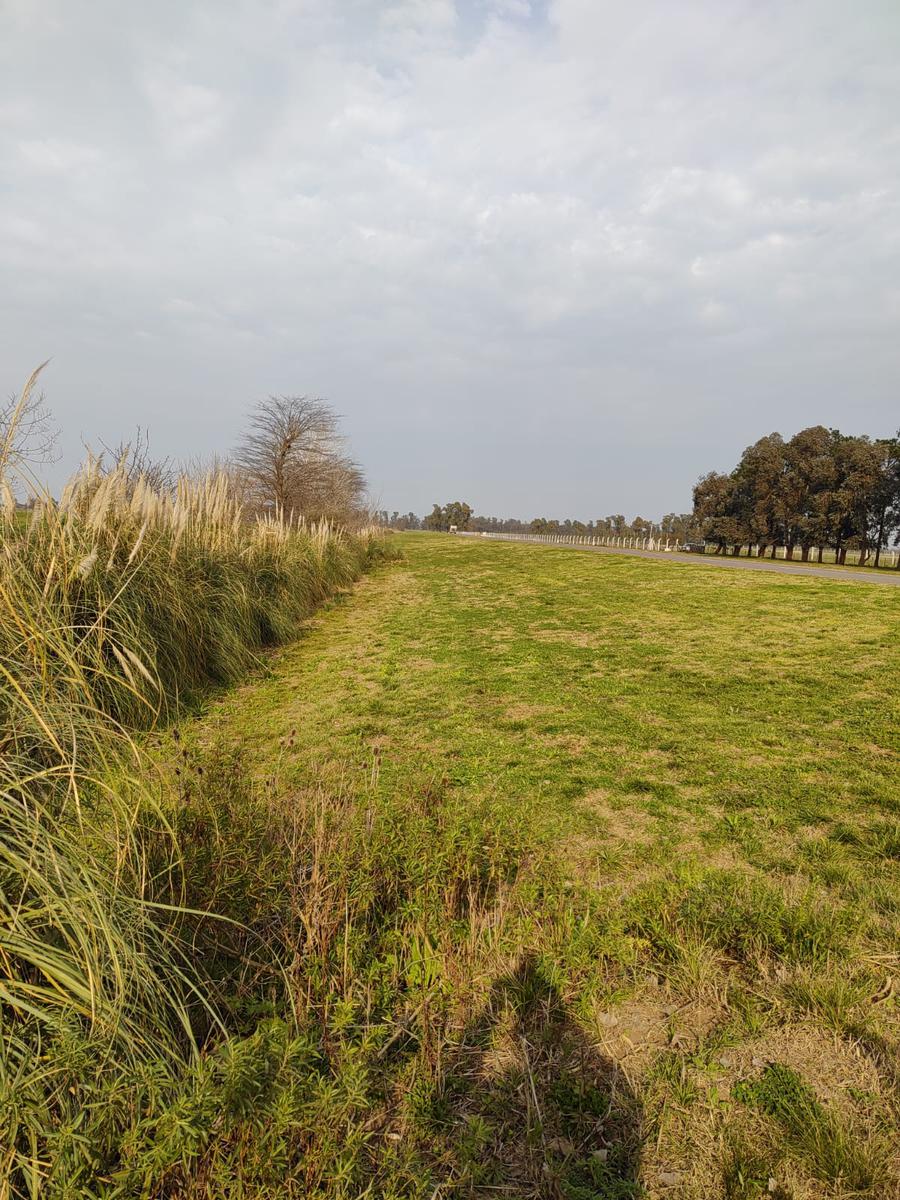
[2,0,898,519]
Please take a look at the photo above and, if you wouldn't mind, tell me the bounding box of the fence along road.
[456,532,900,587]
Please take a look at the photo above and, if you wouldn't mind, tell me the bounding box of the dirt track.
[459,532,900,587]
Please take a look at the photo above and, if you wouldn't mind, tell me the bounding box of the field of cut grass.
[157,532,898,1199]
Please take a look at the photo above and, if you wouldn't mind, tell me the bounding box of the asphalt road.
[459,533,900,587]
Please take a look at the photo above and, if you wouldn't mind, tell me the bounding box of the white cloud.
[380,0,457,32]
[141,70,229,155]
[17,138,103,172]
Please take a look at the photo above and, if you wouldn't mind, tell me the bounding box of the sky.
[1,0,898,520]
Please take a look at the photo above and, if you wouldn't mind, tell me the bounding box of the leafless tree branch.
[234,395,367,524]
[1,362,59,476]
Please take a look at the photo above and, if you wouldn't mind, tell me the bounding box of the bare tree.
[235,396,337,509]
[234,395,367,523]
[286,451,367,524]
[1,362,58,476]
[98,427,177,494]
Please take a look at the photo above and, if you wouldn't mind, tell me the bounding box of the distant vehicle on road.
[449,524,458,533]
[682,541,708,554]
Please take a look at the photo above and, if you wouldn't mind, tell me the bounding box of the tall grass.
[0,372,394,1196]
[7,460,376,729]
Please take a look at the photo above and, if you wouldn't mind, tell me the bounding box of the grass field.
[155,532,899,1199]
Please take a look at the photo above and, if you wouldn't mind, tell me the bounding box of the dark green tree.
[443,501,472,530]
[424,504,445,531]
[693,471,739,553]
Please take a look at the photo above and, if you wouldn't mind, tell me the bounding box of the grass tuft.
[733,1062,888,1193]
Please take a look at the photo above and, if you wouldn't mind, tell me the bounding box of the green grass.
[733,1062,886,1193]
[136,533,898,1199]
[6,524,897,1197]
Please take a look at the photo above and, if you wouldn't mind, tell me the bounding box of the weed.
[733,1062,887,1193]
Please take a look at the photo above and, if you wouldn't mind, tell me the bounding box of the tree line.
[693,427,900,566]
[378,427,900,568]
[374,503,696,540]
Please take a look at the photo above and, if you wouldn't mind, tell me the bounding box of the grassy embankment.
[132,532,898,1200]
[4,513,898,1198]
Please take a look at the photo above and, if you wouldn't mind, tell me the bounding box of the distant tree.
[693,471,739,553]
[99,426,177,495]
[236,395,334,508]
[659,513,696,543]
[441,501,472,530]
[234,395,366,524]
[471,513,527,532]
[781,426,839,561]
[374,510,421,529]
[866,437,899,568]
[424,504,445,531]
[837,435,891,566]
[731,433,786,556]
[299,453,367,523]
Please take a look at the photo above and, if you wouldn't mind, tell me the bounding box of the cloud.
[0,0,898,517]
[141,71,229,156]
[17,138,104,172]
